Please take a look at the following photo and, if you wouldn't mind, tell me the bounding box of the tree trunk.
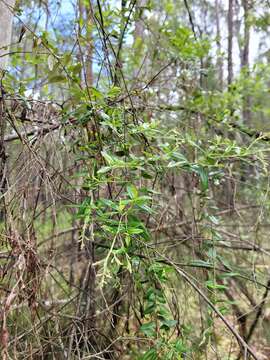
[113,0,128,85]
[0,0,15,69]
[85,3,94,87]
[74,2,97,355]
[227,0,235,209]
[0,0,15,221]
[227,0,234,86]
[242,0,251,123]
[215,0,223,89]
[134,0,146,40]
[242,0,250,69]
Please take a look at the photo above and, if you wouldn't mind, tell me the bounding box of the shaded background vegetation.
[1,0,270,359]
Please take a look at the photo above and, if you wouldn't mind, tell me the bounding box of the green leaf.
[189,260,213,268]
[97,166,111,174]
[127,228,144,234]
[172,151,188,163]
[140,348,158,360]
[141,171,153,179]
[127,184,138,199]
[90,87,104,100]
[48,74,66,83]
[192,165,209,191]
[199,169,209,191]
[208,215,219,225]
[140,322,156,337]
[138,204,155,214]
[160,319,177,330]
[107,86,121,98]
[205,280,227,291]
[47,54,54,71]
[101,151,114,164]
[220,272,240,279]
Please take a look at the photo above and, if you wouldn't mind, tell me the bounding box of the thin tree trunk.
[113,0,128,85]
[235,0,243,64]
[227,0,235,209]
[0,0,15,220]
[85,3,94,87]
[215,0,223,89]
[242,0,250,69]
[0,83,7,221]
[0,0,15,69]
[242,0,251,122]
[134,0,146,40]
[77,1,97,354]
[228,0,234,86]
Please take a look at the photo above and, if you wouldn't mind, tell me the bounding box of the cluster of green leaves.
[68,83,265,357]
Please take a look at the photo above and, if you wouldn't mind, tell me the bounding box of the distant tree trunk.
[85,3,94,87]
[0,0,15,221]
[227,0,235,210]
[134,0,146,40]
[215,0,223,89]
[227,0,234,86]
[235,0,243,62]
[0,0,15,69]
[113,0,128,85]
[242,0,251,122]
[242,0,250,69]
